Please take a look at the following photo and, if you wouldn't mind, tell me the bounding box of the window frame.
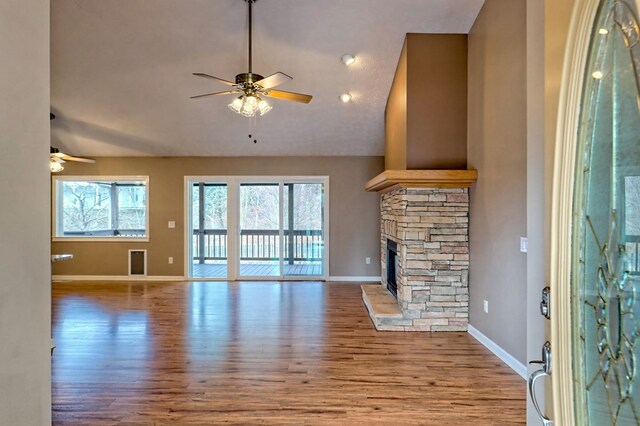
[52,176,150,242]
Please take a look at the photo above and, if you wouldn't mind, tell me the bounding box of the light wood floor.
[52,281,526,425]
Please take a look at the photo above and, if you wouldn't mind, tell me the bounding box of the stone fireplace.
[362,170,476,331]
[363,32,475,332]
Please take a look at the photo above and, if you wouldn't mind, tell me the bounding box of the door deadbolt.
[540,286,551,320]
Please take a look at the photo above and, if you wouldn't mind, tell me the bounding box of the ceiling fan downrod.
[246,0,256,77]
[234,0,261,86]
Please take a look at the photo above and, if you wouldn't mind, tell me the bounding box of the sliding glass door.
[186,177,328,280]
[238,183,281,277]
[283,182,325,277]
[190,183,228,278]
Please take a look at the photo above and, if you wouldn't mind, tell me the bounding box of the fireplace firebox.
[386,239,398,298]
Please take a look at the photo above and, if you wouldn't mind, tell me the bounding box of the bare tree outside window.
[57,179,148,237]
[240,184,280,230]
[62,182,111,232]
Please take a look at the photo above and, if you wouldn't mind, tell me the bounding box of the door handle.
[528,341,553,425]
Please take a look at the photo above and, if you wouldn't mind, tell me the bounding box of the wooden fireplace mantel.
[365,169,478,193]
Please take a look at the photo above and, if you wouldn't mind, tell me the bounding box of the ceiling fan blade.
[190,90,241,99]
[193,73,236,86]
[54,153,96,163]
[62,156,96,163]
[254,72,292,89]
[264,89,312,104]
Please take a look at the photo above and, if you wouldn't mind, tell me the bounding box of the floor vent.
[128,249,147,276]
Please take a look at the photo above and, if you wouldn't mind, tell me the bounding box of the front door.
[552,0,640,423]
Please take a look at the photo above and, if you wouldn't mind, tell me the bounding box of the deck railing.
[193,229,323,264]
[62,229,146,237]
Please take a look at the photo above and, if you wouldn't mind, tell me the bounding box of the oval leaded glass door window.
[573,0,640,424]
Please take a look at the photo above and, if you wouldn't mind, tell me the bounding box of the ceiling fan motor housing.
[235,73,264,86]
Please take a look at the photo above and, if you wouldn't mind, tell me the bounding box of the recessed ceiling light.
[592,71,603,79]
[341,54,356,66]
[599,28,609,35]
[339,93,352,103]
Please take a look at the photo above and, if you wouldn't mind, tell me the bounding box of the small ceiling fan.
[191,0,312,117]
[50,113,96,172]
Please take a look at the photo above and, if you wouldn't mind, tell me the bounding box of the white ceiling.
[51,0,484,157]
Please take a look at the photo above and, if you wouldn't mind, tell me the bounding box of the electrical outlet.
[168,257,174,264]
[365,257,371,265]
[168,221,176,229]
[483,300,489,314]
[520,237,528,253]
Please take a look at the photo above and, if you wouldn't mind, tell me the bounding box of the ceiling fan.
[191,0,312,117]
[50,113,96,172]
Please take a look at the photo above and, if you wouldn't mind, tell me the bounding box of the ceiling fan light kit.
[49,115,96,172]
[229,94,272,117]
[192,0,312,118]
[50,158,64,173]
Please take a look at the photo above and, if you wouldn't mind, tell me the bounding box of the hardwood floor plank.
[52,281,525,424]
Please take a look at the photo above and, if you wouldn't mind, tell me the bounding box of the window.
[625,176,640,272]
[53,177,149,240]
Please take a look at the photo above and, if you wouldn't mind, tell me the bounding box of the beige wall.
[468,0,575,420]
[51,156,383,278]
[467,0,528,363]
[526,0,548,422]
[0,0,51,424]
[385,34,467,171]
[406,34,468,170]
[385,40,408,170]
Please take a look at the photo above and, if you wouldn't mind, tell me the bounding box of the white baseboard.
[52,275,185,282]
[327,276,380,283]
[53,275,381,283]
[467,324,527,379]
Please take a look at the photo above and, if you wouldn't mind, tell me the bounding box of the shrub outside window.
[53,177,149,241]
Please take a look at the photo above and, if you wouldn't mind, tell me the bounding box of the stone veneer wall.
[381,187,470,331]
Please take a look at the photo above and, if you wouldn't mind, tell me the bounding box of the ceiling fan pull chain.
[253,115,258,143]
[248,116,257,143]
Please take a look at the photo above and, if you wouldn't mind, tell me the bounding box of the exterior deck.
[192,228,324,278]
[192,262,324,278]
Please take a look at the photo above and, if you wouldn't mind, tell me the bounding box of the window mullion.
[111,183,119,235]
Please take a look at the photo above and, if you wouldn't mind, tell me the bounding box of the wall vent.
[128,249,147,276]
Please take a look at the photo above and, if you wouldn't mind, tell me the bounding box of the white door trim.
[184,177,232,279]
[550,0,600,423]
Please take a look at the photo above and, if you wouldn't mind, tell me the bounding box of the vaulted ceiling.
[51,0,484,157]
